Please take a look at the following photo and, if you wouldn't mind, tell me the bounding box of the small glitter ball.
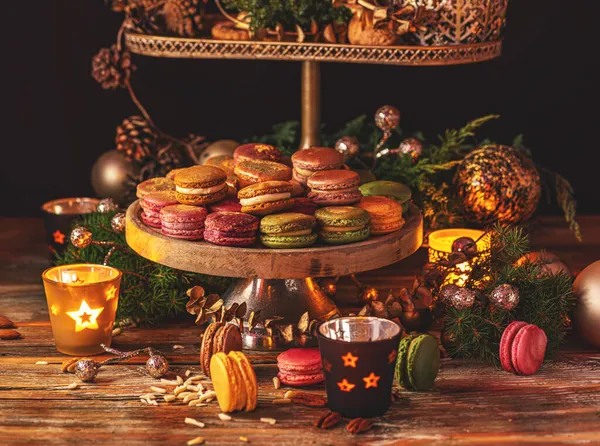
[111,212,126,233]
[374,105,401,132]
[74,359,99,382]
[146,354,169,378]
[397,137,423,160]
[451,237,478,258]
[450,288,476,310]
[97,198,119,213]
[440,284,460,304]
[489,284,520,311]
[334,136,360,160]
[70,226,93,249]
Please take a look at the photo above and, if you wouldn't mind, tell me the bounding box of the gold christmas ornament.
[573,261,600,348]
[111,212,127,233]
[516,251,572,277]
[71,227,93,249]
[91,150,140,204]
[454,145,541,224]
[198,140,239,165]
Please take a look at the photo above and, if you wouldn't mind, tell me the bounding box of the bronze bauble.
[91,150,139,204]
[70,226,93,249]
[146,354,170,378]
[334,136,360,160]
[454,145,541,224]
[397,137,423,160]
[374,105,401,132]
[572,261,600,348]
[516,251,572,277]
[111,212,126,233]
[198,139,238,165]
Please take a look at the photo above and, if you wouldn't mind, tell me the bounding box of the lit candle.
[428,229,490,286]
[42,264,122,356]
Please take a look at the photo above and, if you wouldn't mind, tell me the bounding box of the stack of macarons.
[174,166,228,205]
[500,321,547,375]
[204,211,259,247]
[210,350,258,413]
[291,147,344,185]
[238,181,294,216]
[359,180,412,213]
[160,204,207,240]
[139,191,178,228]
[358,196,405,235]
[395,334,440,391]
[200,321,243,377]
[234,159,292,188]
[314,206,371,244]
[276,348,325,387]
[259,213,317,248]
[307,170,362,206]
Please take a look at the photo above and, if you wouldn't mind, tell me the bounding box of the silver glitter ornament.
[440,284,460,304]
[489,284,520,311]
[75,359,100,382]
[111,212,126,233]
[97,198,119,213]
[398,137,423,160]
[450,287,476,310]
[374,105,401,132]
[70,226,93,249]
[146,354,169,378]
[334,136,360,160]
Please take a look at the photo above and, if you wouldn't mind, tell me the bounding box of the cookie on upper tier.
[238,181,294,216]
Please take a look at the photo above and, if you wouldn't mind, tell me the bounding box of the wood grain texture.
[125,201,424,278]
[1,216,600,445]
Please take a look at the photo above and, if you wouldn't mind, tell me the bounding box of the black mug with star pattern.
[317,316,402,418]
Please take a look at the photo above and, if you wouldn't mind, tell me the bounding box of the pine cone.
[124,0,163,33]
[163,0,204,37]
[91,45,135,89]
[116,115,158,161]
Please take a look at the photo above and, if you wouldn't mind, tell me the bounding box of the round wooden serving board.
[126,200,423,279]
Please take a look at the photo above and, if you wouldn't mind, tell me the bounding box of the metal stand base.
[222,277,340,350]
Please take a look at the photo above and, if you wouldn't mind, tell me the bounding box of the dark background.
[3,1,598,217]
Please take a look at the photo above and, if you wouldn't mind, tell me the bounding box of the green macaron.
[315,206,371,245]
[259,213,317,249]
[260,233,318,249]
[359,181,412,212]
[395,334,416,390]
[406,334,440,391]
[319,227,370,245]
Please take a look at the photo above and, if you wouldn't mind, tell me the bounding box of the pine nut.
[273,377,281,390]
[187,437,205,445]
[183,393,199,403]
[185,417,205,428]
[176,376,184,385]
[35,361,48,365]
[150,386,166,394]
[283,390,295,399]
[164,395,176,402]
[218,413,232,421]
[174,385,189,395]
[67,382,78,390]
[187,385,199,392]
[260,417,276,425]
[198,391,216,402]
[239,437,249,442]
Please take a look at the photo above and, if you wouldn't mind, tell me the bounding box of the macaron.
[500,321,547,375]
[211,351,258,413]
[165,168,187,180]
[395,334,440,391]
[277,348,325,386]
[234,159,292,188]
[174,166,228,205]
[395,334,416,390]
[260,213,317,249]
[307,169,362,206]
[359,180,412,212]
[357,196,405,235]
[209,196,242,213]
[139,191,178,228]
[204,211,259,247]
[291,147,344,184]
[213,324,243,356]
[206,155,236,176]
[228,350,258,411]
[289,198,318,216]
[160,204,207,240]
[136,177,176,199]
[314,206,370,245]
[238,181,294,216]
[200,321,223,376]
[234,143,282,163]
[289,178,306,197]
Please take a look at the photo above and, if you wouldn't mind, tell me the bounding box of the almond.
[0,329,20,340]
[0,315,14,328]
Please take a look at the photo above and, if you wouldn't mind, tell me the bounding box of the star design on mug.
[50,304,59,315]
[53,230,65,244]
[388,349,397,364]
[363,372,380,389]
[323,358,333,373]
[337,379,356,392]
[66,300,104,332]
[105,286,117,301]
[341,352,358,368]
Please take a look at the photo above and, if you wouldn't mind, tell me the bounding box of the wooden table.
[1,216,599,445]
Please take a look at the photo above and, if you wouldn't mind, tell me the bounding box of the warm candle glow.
[42,264,122,356]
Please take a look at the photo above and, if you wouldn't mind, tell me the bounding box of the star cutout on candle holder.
[363,372,380,389]
[341,352,358,368]
[323,358,333,373]
[53,230,65,244]
[105,286,117,301]
[50,304,59,316]
[337,379,356,392]
[66,300,104,332]
[388,349,397,364]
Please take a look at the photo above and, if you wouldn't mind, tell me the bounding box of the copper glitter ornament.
[97,198,119,213]
[489,284,519,311]
[374,105,401,132]
[450,287,476,310]
[70,227,93,249]
[334,136,360,160]
[111,212,126,233]
[74,359,100,382]
[146,354,169,378]
[397,137,423,160]
[440,284,460,304]
[454,145,541,224]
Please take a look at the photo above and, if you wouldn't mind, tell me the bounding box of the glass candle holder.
[318,316,401,418]
[42,264,121,356]
[41,198,100,259]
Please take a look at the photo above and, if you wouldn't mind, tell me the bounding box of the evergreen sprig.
[55,211,232,325]
[442,225,575,362]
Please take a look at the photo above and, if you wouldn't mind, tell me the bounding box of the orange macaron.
[174,166,228,205]
[357,196,405,235]
[234,159,292,188]
[238,181,294,216]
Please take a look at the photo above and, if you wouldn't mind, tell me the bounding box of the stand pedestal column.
[299,61,321,150]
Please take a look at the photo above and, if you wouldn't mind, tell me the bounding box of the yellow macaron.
[210,351,257,413]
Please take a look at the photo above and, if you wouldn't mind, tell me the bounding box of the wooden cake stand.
[126,200,423,348]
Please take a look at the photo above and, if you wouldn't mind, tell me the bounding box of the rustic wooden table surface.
[1,216,599,445]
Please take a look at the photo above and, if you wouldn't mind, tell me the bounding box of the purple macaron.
[160,204,207,240]
[204,212,259,247]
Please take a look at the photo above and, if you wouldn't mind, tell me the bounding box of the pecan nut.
[346,418,374,435]
[314,411,342,429]
[0,315,14,329]
[61,358,80,373]
[290,391,327,408]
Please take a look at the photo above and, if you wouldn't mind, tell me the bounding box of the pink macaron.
[277,348,324,386]
[204,212,259,247]
[140,191,178,228]
[209,196,242,213]
[500,321,547,375]
[160,204,207,240]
